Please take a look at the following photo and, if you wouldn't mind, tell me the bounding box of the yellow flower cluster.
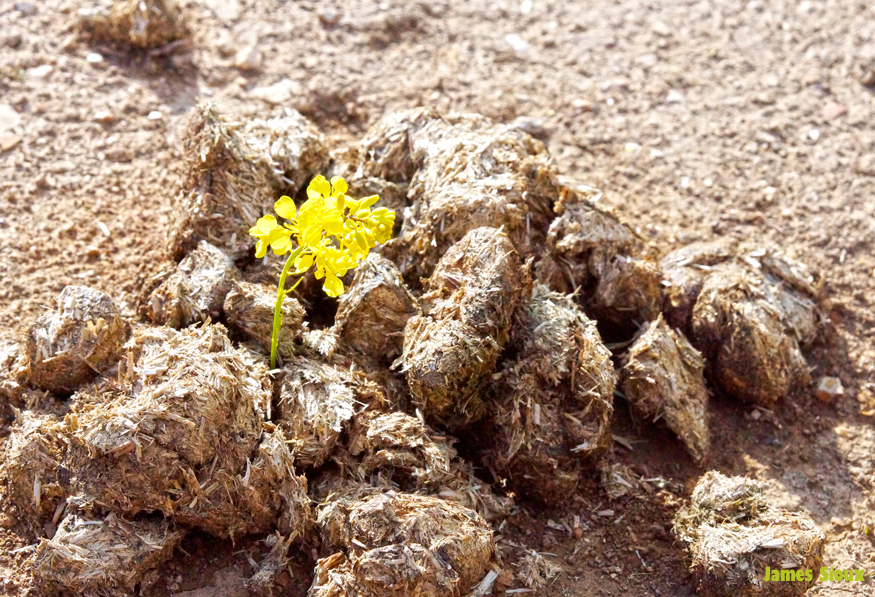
[249,175,395,297]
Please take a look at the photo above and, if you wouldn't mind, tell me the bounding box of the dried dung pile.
[78,0,188,50]
[0,341,29,405]
[148,241,239,328]
[331,253,419,366]
[354,109,559,281]
[480,284,615,506]
[399,227,526,431]
[324,411,512,521]
[171,103,328,260]
[24,285,130,394]
[1,411,68,530]
[63,324,311,538]
[622,315,710,463]
[661,242,821,405]
[31,511,183,597]
[276,356,386,469]
[312,492,494,597]
[673,471,825,597]
[224,280,307,359]
[535,180,663,326]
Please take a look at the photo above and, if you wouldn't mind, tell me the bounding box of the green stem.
[271,247,304,369]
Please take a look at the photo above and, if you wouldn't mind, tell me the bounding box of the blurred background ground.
[1,0,875,595]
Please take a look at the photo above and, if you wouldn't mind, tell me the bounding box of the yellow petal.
[360,195,380,209]
[255,240,268,258]
[330,176,348,196]
[274,195,297,220]
[294,252,314,274]
[250,214,279,237]
[323,273,344,297]
[307,175,330,199]
[271,235,291,255]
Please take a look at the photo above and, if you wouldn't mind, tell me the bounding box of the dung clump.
[2,411,68,529]
[399,227,525,431]
[224,280,307,359]
[172,103,329,260]
[673,471,825,597]
[25,285,130,394]
[333,411,512,521]
[79,0,188,50]
[660,238,737,333]
[63,324,310,538]
[148,241,238,328]
[312,492,494,597]
[276,356,386,469]
[482,284,615,506]
[357,107,440,183]
[331,253,419,365]
[536,182,662,326]
[31,511,184,596]
[622,315,710,463]
[379,112,558,281]
[0,342,29,404]
[691,265,811,406]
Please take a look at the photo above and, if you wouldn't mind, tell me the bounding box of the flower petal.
[323,273,344,297]
[307,175,331,199]
[274,195,297,220]
[330,176,348,196]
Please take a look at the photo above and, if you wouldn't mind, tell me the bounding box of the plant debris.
[331,253,419,365]
[276,355,385,469]
[31,510,184,596]
[622,315,710,463]
[148,241,238,328]
[482,284,615,506]
[399,227,526,431]
[312,492,494,597]
[673,471,825,597]
[224,280,307,359]
[517,550,562,590]
[78,0,189,50]
[172,103,328,260]
[24,285,130,394]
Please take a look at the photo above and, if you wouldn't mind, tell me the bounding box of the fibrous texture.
[276,356,386,469]
[536,182,663,325]
[483,285,615,506]
[148,241,238,328]
[63,325,311,538]
[311,492,494,597]
[2,411,68,529]
[332,253,419,365]
[224,280,307,360]
[673,471,825,597]
[359,109,559,281]
[79,0,188,50]
[25,285,129,394]
[622,315,710,462]
[32,511,184,597]
[172,103,329,259]
[399,227,525,430]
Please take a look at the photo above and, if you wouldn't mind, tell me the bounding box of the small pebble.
[233,44,262,71]
[681,176,691,189]
[520,0,533,14]
[93,111,113,123]
[26,64,52,79]
[14,2,37,16]
[807,128,821,141]
[86,52,103,64]
[318,8,342,26]
[821,101,847,121]
[147,110,163,120]
[666,89,685,103]
[815,376,843,403]
[505,33,530,58]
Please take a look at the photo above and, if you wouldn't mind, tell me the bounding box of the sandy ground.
[1,0,875,595]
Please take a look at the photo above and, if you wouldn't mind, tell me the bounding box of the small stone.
[203,0,242,22]
[507,115,549,140]
[666,89,685,103]
[147,110,163,120]
[0,135,20,152]
[15,2,37,16]
[504,33,530,58]
[571,98,593,111]
[807,128,820,142]
[318,8,342,26]
[821,101,847,120]
[3,33,22,48]
[233,44,262,71]
[815,376,843,403]
[85,52,103,64]
[26,64,52,79]
[93,111,113,123]
[652,21,672,37]
[250,78,301,105]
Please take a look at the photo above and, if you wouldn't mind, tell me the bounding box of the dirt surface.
[2,0,875,596]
